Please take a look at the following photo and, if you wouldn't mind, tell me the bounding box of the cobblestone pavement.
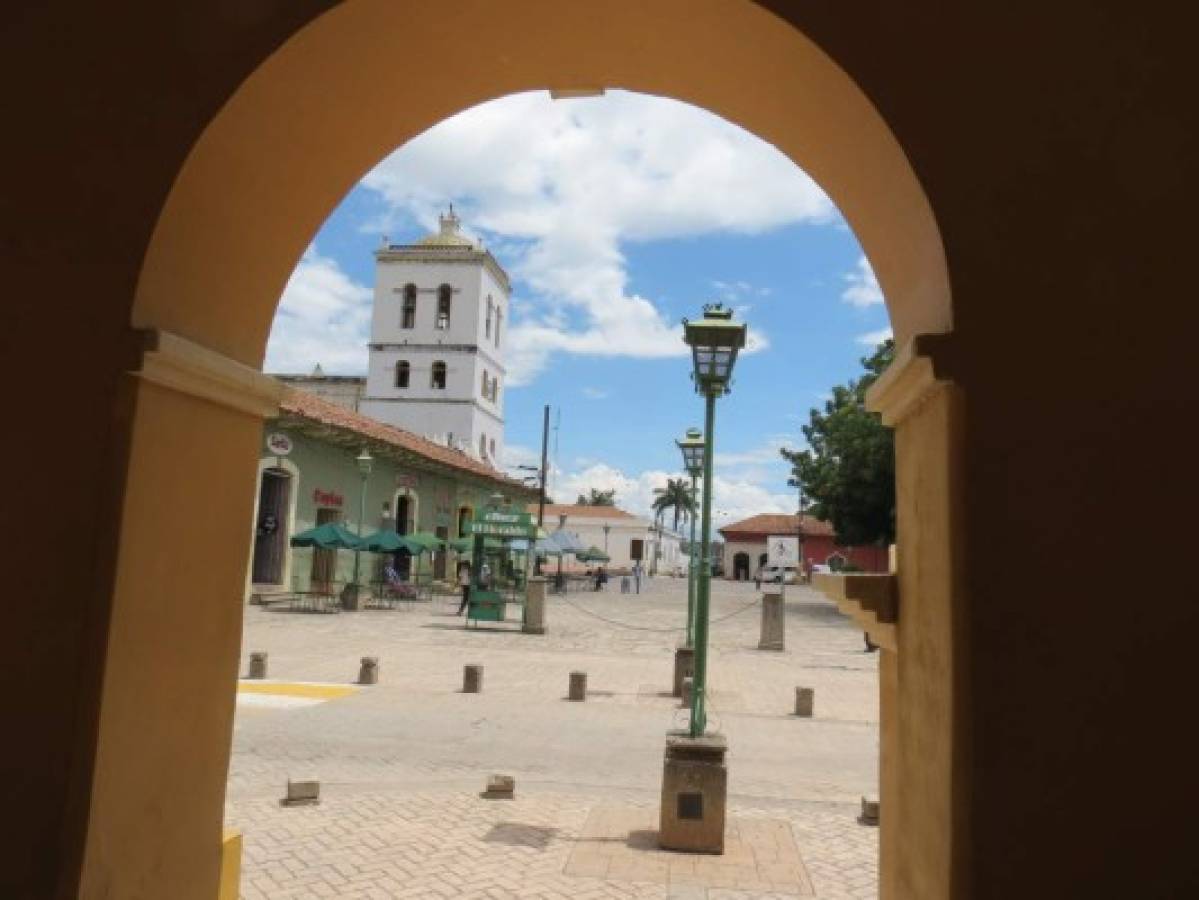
[227,578,879,899]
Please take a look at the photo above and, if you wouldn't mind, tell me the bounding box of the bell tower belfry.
[360,208,508,466]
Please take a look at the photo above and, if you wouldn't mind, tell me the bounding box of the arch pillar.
[80,331,282,899]
[866,334,965,899]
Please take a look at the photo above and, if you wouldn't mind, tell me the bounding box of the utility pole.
[537,404,550,529]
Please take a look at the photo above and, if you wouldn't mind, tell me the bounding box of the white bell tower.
[360,208,508,466]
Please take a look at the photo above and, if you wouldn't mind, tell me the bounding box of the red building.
[718,513,889,580]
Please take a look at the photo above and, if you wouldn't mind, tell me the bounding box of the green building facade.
[247,389,536,598]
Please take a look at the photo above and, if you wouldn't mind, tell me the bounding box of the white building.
[359,208,508,467]
[534,504,687,575]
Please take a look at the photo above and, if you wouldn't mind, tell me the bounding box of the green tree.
[576,488,616,506]
[651,477,695,532]
[781,340,896,546]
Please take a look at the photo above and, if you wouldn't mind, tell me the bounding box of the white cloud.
[581,387,609,399]
[855,327,894,346]
[842,255,884,307]
[359,90,832,384]
[264,248,372,373]
[713,436,792,469]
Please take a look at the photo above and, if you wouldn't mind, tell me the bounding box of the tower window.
[401,284,417,329]
[436,284,452,329]
[485,296,493,338]
[490,437,496,458]
[480,435,487,459]
[431,360,447,389]
[481,370,489,398]
[395,360,410,388]
[495,308,502,347]
[491,378,499,404]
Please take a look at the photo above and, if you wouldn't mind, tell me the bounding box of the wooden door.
[251,468,290,584]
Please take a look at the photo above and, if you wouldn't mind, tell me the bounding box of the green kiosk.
[465,502,538,626]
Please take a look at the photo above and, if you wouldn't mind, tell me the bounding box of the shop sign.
[313,488,344,508]
[467,508,537,538]
[266,432,293,455]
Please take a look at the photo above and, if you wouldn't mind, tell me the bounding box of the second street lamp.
[349,447,373,609]
[682,303,746,739]
[677,428,704,649]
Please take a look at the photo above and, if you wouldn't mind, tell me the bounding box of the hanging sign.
[467,508,537,538]
[266,432,293,456]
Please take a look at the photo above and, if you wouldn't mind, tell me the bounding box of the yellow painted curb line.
[237,681,359,700]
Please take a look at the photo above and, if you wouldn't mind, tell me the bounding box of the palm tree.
[652,477,695,533]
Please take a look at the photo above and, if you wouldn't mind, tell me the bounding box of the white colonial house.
[531,504,687,574]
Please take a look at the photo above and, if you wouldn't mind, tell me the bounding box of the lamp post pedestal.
[658,731,728,854]
[672,645,695,698]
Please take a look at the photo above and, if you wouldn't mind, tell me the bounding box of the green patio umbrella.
[406,531,446,551]
[576,547,610,563]
[289,522,362,549]
[360,529,424,554]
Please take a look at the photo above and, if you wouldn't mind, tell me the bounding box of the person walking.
[456,563,472,615]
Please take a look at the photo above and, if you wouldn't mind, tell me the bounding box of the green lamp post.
[682,303,747,737]
[349,447,373,606]
[676,428,705,649]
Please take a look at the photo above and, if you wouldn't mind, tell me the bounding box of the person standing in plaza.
[456,563,472,615]
[632,560,642,594]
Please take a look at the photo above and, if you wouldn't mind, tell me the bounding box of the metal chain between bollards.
[552,593,761,633]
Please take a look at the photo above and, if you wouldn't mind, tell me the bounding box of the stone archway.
[92,3,958,897]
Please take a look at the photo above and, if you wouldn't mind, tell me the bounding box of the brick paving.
[227,577,878,898]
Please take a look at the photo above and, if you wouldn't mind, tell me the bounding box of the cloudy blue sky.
[265,90,891,526]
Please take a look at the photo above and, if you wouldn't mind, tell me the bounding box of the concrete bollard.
[248,652,268,680]
[281,777,320,807]
[681,676,694,707]
[463,664,483,693]
[358,656,378,685]
[523,576,547,634]
[758,591,785,651]
[483,774,515,799]
[568,671,588,701]
[794,686,814,717]
[859,796,880,826]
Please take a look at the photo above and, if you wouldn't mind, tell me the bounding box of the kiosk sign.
[467,508,538,539]
[767,535,800,567]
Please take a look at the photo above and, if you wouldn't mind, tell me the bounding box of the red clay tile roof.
[278,387,533,493]
[718,513,834,539]
[528,504,637,520]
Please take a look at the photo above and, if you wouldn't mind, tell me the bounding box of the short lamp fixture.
[676,427,705,477]
[356,448,374,476]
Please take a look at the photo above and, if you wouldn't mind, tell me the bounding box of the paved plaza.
[227,577,879,899]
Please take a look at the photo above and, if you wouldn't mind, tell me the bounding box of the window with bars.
[485,296,493,338]
[436,284,451,329]
[431,360,447,389]
[401,284,417,329]
[395,360,410,388]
